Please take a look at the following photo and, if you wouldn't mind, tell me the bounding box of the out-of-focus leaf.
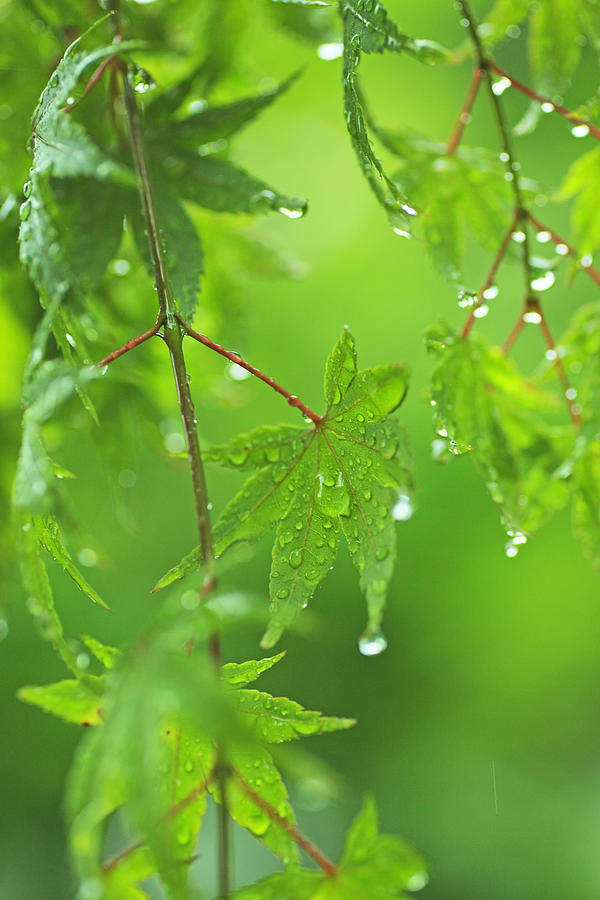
[17,677,104,726]
[572,439,600,571]
[203,328,412,647]
[428,327,574,539]
[559,147,600,256]
[477,0,532,47]
[529,0,581,95]
[80,634,121,670]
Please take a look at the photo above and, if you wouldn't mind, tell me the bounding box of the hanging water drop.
[19,200,31,221]
[571,123,590,138]
[541,101,554,113]
[22,180,32,198]
[392,493,413,521]
[317,42,344,60]
[473,303,489,319]
[491,76,511,96]
[358,628,388,656]
[523,309,542,324]
[129,64,156,93]
[530,271,555,292]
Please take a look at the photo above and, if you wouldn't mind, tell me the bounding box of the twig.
[234,772,337,877]
[446,66,483,154]
[95,316,164,367]
[61,55,117,114]
[462,212,518,338]
[488,61,600,141]
[183,323,323,426]
[526,213,600,287]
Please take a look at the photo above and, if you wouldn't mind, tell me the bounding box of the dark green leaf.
[222,653,286,686]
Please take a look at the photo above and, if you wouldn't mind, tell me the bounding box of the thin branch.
[234,772,338,878]
[446,66,483,154]
[95,316,164,368]
[462,212,518,338]
[457,1,533,299]
[183,323,323,426]
[526,213,600,287]
[488,61,600,141]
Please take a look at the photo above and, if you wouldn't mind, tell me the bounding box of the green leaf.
[230,689,355,742]
[340,0,447,233]
[35,514,110,610]
[572,439,600,571]
[127,175,204,324]
[148,72,301,149]
[206,328,412,647]
[478,0,532,47]
[14,361,99,513]
[15,512,83,677]
[152,545,202,593]
[80,634,121,670]
[529,0,582,95]
[234,796,428,898]
[215,744,300,864]
[428,327,574,539]
[559,146,600,256]
[222,653,287,686]
[17,677,104,726]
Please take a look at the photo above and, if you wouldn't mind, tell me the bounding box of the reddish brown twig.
[234,772,337,877]
[488,61,600,141]
[183,324,323,425]
[446,67,483,154]
[526,213,600,287]
[462,212,519,338]
[61,55,118,114]
[95,316,164,368]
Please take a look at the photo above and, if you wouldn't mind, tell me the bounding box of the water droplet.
[77,548,98,568]
[504,172,514,182]
[473,303,489,319]
[530,271,555,292]
[565,387,577,400]
[392,493,413,521]
[499,152,510,163]
[580,254,593,268]
[401,203,418,217]
[492,76,512,96]
[541,101,554,113]
[184,759,194,773]
[407,871,429,891]
[483,285,499,302]
[512,230,526,244]
[555,243,569,256]
[536,230,551,243]
[228,361,250,381]
[279,203,306,219]
[129,65,156,93]
[165,432,186,454]
[289,549,303,568]
[65,96,75,106]
[457,290,477,308]
[22,180,32,198]
[504,530,527,558]
[317,42,343,60]
[523,309,542,324]
[19,200,31,221]
[545,348,557,361]
[77,652,90,669]
[358,628,388,656]
[571,123,590,138]
[111,258,130,276]
[101,365,108,376]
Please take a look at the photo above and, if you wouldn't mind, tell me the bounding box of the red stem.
[536,309,581,429]
[234,772,337,877]
[526,213,600,287]
[446,67,483,154]
[183,324,323,425]
[462,212,519,338]
[488,61,600,141]
[95,316,164,367]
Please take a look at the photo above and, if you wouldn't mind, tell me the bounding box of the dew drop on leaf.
[491,76,511,96]
[19,200,31,221]
[392,493,413,521]
[289,549,303,568]
[22,180,32,198]
[358,628,388,656]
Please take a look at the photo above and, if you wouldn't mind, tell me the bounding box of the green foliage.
[200,328,412,647]
[559,147,600,256]
[234,796,428,899]
[17,677,104,726]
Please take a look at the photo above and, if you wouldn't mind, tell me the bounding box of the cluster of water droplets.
[504,529,527,558]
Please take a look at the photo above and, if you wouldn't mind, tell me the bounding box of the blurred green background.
[2,0,600,897]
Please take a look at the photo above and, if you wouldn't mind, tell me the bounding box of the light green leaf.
[559,146,600,256]
[572,439,600,571]
[206,328,412,647]
[529,0,582,95]
[17,677,104,726]
[478,0,532,47]
[340,0,447,233]
[152,545,203,593]
[35,514,110,610]
[230,689,355,742]
[428,327,574,537]
[215,744,300,863]
[80,634,121,670]
[222,653,286,686]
